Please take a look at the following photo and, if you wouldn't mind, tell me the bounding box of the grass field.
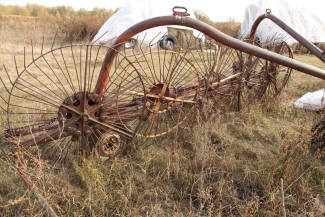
[1,16,325,216]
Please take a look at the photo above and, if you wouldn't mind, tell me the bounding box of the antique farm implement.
[2,7,325,164]
[1,7,325,216]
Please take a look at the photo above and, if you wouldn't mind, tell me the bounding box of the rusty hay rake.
[1,6,325,216]
[0,7,324,171]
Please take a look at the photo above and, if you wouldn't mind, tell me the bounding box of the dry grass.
[212,22,241,38]
[61,16,107,43]
[193,10,241,38]
[0,16,63,46]
[1,16,325,216]
[292,42,325,54]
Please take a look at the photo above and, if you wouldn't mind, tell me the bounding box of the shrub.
[61,16,107,43]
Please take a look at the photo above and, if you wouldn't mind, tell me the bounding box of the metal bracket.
[173,6,190,17]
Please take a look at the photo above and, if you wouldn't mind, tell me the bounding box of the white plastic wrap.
[92,0,203,45]
[294,89,325,111]
[238,0,325,45]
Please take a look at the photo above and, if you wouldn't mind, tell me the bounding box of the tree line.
[0,4,120,18]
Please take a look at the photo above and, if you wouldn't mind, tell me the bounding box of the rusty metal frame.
[249,9,325,63]
[95,11,325,97]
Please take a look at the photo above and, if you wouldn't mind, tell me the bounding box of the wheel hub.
[146,82,177,113]
[58,92,105,138]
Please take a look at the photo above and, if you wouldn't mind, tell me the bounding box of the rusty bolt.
[85,130,92,136]
[66,127,75,135]
[61,132,67,137]
[82,114,89,121]
[94,124,101,131]
[74,131,81,137]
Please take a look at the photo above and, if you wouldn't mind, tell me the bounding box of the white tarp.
[92,0,203,45]
[238,0,325,45]
[294,89,325,111]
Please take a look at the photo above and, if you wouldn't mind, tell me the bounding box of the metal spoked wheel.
[4,44,145,164]
[259,40,293,103]
[116,50,201,138]
[233,40,267,111]
[185,42,242,112]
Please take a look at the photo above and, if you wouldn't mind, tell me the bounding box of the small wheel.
[260,40,293,103]
[185,42,242,112]
[95,131,122,158]
[160,35,176,50]
[160,39,174,50]
[116,50,200,138]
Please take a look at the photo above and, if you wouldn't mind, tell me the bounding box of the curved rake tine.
[91,30,109,45]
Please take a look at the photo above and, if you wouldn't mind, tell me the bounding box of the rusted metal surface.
[249,10,325,63]
[95,13,325,97]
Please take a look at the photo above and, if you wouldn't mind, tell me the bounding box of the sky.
[1,0,325,23]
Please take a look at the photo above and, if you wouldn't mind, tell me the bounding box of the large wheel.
[116,50,201,138]
[5,44,145,163]
[184,42,242,112]
[259,40,293,103]
[233,40,267,111]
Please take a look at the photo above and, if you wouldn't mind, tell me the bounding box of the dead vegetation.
[194,9,241,38]
[0,15,325,216]
[61,16,107,43]
[212,22,242,38]
[292,42,325,55]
